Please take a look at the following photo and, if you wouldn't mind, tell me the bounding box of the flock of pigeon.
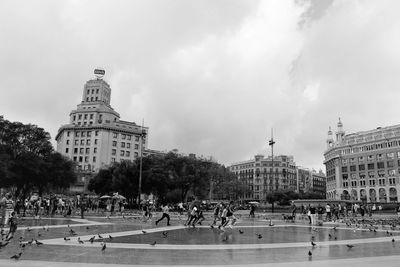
[1,214,400,262]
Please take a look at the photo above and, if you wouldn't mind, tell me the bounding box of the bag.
[307,210,311,216]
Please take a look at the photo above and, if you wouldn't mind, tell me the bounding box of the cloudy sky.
[1,0,400,171]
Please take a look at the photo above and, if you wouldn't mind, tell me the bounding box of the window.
[126,151,130,157]
[120,150,125,156]
[359,156,364,162]
[81,131,85,137]
[75,132,80,137]
[134,152,138,158]
[127,135,131,140]
[96,89,99,93]
[113,132,118,138]
[91,97,93,101]
[86,139,90,145]
[73,156,77,162]
[387,161,394,168]
[387,152,394,159]
[94,139,98,145]
[67,131,70,137]
[122,134,126,140]
[86,97,89,102]
[368,171,375,178]
[74,140,79,145]
[377,162,384,169]
[360,180,366,186]
[121,142,125,148]
[342,166,348,173]
[73,115,76,121]
[66,140,69,145]
[368,155,374,161]
[93,148,97,153]
[85,148,90,154]
[368,163,375,170]
[135,144,139,149]
[342,174,348,180]
[112,141,117,147]
[135,136,139,142]
[84,114,87,120]
[85,156,89,163]
[350,165,356,172]
[127,143,130,148]
[95,131,99,136]
[91,89,94,94]
[80,140,84,145]
[359,173,366,179]
[388,169,396,176]
[87,131,91,137]
[343,182,348,187]
[95,97,98,101]
[378,170,385,177]
[111,158,116,162]
[112,149,116,156]
[369,179,376,186]
[359,164,365,171]
[80,148,84,154]
[93,156,96,162]
[65,148,69,153]
[90,114,93,120]
[379,178,385,186]
[389,178,396,185]
[79,156,83,162]
[87,89,90,94]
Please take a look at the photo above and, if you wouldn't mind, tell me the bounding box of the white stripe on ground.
[2,254,400,267]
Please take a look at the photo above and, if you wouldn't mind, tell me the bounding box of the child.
[6,212,17,241]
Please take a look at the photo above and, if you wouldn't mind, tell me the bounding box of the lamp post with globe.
[138,123,147,206]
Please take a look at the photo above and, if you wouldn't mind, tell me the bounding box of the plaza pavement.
[0,212,400,266]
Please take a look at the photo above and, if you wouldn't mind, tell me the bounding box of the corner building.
[324,119,400,202]
[55,69,148,173]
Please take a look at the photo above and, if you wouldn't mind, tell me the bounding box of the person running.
[155,204,171,226]
[218,204,228,229]
[224,202,237,228]
[5,211,17,241]
[186,205,198,227]
[325,203,331,221]
[309,204,316,228]
[211,203,221,227]
[193,206,205,225]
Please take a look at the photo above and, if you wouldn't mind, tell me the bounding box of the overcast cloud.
[1,0,400,171]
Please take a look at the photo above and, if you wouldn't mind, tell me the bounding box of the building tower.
[56,68,149,176]
[326,126,334,149]
[336,118,345,143]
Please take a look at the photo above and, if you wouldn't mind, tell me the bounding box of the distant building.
[229,155,297,202]
[55,69,149,191]
[296,168,326,198]
[324,119,400,202]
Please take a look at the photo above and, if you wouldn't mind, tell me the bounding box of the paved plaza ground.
[0,211,400,266]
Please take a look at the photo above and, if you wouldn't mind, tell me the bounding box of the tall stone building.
[324,119,400,202]
[55,69,149,179]
[229,155,297,202]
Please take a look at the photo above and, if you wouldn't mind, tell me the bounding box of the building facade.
[296,168,326,198]
[55,69,149,176]
[229,155,297,202]
[324,119,400,202]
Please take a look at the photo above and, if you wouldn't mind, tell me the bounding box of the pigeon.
[108,235,113,240]
[78,237,84,244]
[70,229,77,236]
[10,252,22,260]
[392,238,395,243]
[101,242,106,252]
[35,239,43,246]
[150,241,156,246]
[346,244,354,248]
[210,225,214,229]
[0,241,9,248]
[27,239,34,245]
[27,227,32,232]
[332,226,337,231]
[239,230,244,234]
[37,232,42,237]
[334,237,337,240]
[86,226,90,230]
[98,234,103,239]
[311,241,316,247]
[64,237,70,241]
[19,243,26,248]
[162,232,168,238]
[373,229,377,233]
[386,231,390,235]
[308,250,312,256]
[89,236,96,243]
[142,230,147,234]
[328,234,332,239]
[256,234,262,239]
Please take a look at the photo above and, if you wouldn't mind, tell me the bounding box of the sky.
[1,0,400,171]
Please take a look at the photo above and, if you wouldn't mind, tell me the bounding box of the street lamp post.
[269,128,276,212]
[138,120,146,206]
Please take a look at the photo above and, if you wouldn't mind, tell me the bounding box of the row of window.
[342,161,399,173]
[342,152,400,165]
[343,177,396,187]
[112,132,140,142]
[340,140,400,156]
[112,141,139,149]
[67,131,99,137]
[343,169,397,179]
[73,156,96,163]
